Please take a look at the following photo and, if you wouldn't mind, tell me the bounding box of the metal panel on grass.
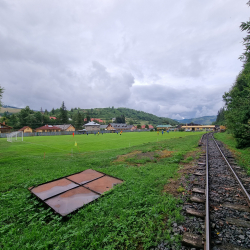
[45,186,100,216]
[29,169,123,216]
[84,176,123,194]
[31,178,78,200]
[67,169,104,185]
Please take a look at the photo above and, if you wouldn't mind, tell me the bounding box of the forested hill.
[81,107,179,125]
[175,116,216,125]
[1,105,179,126]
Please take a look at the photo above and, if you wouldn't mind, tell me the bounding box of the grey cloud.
[1,0,249,119]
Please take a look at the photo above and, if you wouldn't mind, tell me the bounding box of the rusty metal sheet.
[31,178,78,200]
[67,169,104,185]
[84,176,123,194]
[45,186,100,216]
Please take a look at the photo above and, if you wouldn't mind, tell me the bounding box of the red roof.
[35,125,61,130]
[0,122,12,129]
[141,125,154,129]
[84,118,104,123]
[49,117,57,120]
[19,126,32,131]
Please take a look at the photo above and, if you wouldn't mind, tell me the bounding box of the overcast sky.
[0,0,249,119]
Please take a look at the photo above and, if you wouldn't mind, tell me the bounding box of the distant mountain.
[175,116,216,125]
[2,105,21,109]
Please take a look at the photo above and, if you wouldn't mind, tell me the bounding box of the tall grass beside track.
[0,132,204,249]
[214,133,250,175]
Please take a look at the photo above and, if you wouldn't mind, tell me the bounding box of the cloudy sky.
[0,0,249,119]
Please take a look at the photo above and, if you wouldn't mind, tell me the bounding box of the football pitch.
[0,131,205,249]
[1,131,204,156]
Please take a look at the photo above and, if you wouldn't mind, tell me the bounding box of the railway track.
[180,133,250,250]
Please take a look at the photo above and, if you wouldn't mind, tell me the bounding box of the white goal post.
[7,131,23,142]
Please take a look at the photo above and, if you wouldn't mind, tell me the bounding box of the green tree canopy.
[73,111,84,130]
[59,101,68,124]
[115,115,125,123]
[223,2,250,148]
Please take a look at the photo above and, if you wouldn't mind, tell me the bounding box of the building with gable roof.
[35,125,61,132]
[0,122,12,133]
[84,121,100,131]
[106,123,136,131]
[156,124,174,131]
[54,124,75,131]
[19,126,32,133]
[141,125,154,129]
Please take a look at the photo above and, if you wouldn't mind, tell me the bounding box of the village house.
[84,118,105,123]
[181,125,215,132]
[141,125,154,129]
[106,123,136,131]
[35,125,61,133]
[100,125,108,130]
[219,125,226,132]
[0,122,12,133]
[54,124,75,131]
[19,126,32,133]
[84,121,100,131]
[156,124,174,131]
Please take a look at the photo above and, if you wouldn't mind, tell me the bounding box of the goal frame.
[7,131,23,142]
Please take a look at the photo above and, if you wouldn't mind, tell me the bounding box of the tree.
[137,124,141,129]
[19,106,34,127]
[214,107,226,125]
[145,124,149,129]
[73,111,84,130]
[239,1,250,62]
[115,115,125,123]
[222,1,250,148]
[128,118,134,125]
[8,114,20,129]
[59,101,68,124]
[223,66,250,148]
[51,108,55,115]
[86,112,91,123]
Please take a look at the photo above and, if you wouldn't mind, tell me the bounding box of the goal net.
[7,131,23,142]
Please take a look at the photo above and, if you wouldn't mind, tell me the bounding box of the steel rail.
[205,133,210,250]
[212,134,250,204]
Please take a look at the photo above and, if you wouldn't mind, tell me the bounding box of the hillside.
[1,105,179,126]
[0,105,22,114]
[176,116,216,125]
[79,107,179,126]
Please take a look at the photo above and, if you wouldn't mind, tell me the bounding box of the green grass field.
[0,131,204,249]
[214,133,250,174]
[2,131,203,156]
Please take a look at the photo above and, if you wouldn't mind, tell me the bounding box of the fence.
[0,129,154,138]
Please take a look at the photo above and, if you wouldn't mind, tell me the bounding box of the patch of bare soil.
[163,150,203,197]
[113,150,142,163]
[113,150,173,165]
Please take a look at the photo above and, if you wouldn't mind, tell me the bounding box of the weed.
[177,186,185,193]
[181,156,193,163]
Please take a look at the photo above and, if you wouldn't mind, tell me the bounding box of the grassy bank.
[214,132,250,175]
[0,132,204,249]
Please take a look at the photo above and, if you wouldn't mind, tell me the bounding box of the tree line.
[215,1,250,148]
[0,102,86,130]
